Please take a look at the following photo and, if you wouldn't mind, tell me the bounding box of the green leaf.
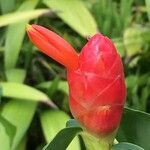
[0,9,49,27]
[15,137,27,150]
[0,123,10,150]
[66,119,144,150]
[113,37,125,57]
[43,126,82,150]
[6,69,26,83]
[58,81,69,94]
[0,0,15,14]
[0,82,56,107]
[0,115,16,148]
[66,120,115,150]
[66,120,104,150]
[43,0,97,37]
[46,77,60,97]
[40,110,81,150]
[112,142,144,150]
[37,80,68,94]
[123,27,143,57]
[1,100,37,149]
[66,119,81,128]
[4,0,39,70]
[145,0,150,21]
[117,108,150,150]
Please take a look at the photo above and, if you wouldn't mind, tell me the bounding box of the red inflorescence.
[27,25,126,137]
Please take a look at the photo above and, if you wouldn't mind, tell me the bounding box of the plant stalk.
[80,130,117,150]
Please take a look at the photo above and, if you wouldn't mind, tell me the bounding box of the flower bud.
[27,25,126,139]
[26,24,78,70]
[68,34,126,137]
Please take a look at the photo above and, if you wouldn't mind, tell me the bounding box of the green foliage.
[112,142,144,150]
[0,9,49,27]
[0,82,55,106]
[40,110,80,150]
[44,107,149,150]
[91,0,133,38]
[0,115,16,149]
[0,0,15,14]
[117,108,150,150]
[4,0,39,70]
[1,100,37,149]
[43,126,82,150]
[43,0,97,37]
[0,0,149,149]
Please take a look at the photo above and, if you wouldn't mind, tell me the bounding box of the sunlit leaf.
[1,100,37,149]
[40,110,81,150]
[43,0,98,37]
[43,126,82,150]
[0,9,49,27]
[4,0,39,70]
[0,123,10,150]
[0,82,56,107]
[0,115,16,148]
[6,69,26,83]
[123,27,143,57]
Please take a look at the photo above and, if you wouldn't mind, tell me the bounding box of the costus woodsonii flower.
[27,24,126,140]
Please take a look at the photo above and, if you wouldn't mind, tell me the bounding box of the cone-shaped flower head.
[68,34,126,138]
[27,25,126,138]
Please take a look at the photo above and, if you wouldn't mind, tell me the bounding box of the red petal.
[27,24,79,70]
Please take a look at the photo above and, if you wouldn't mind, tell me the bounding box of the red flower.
[27,25,126,138]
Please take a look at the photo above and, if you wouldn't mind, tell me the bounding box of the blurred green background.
[0,0,150,149]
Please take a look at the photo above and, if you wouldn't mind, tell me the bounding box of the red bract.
[68,34,126,137]
[27,25,126,138]
[26,24,78,70]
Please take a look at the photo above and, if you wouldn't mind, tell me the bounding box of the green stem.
[98,139,111,150]
[80,130,117,150]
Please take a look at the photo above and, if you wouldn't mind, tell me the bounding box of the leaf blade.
[43,127,82,150]
[1,100,37,149]
[0,9,49,27]
[43,0,97,37]
[40,110,81,150]
[4,0,40,70]
[0,82,56,107]
[112,142,144,150]
[117,108,150,150]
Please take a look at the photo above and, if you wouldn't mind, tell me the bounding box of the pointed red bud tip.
[26,24,79,70]
[68,33,126,139]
